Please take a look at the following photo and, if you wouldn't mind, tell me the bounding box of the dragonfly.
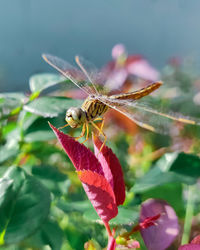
[42,54,200,150]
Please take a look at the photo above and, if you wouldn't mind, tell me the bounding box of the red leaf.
[140,199,179,250]
[139,214,161,229]
[49,123,118,222]
[49,123,104,175]
[78,170,118,222]
[178,235,200,250]
[93,135,125,206]
[179,245,200,250]
[191,235,200,245]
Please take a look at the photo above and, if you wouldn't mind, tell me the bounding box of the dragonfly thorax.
[65,107,86,128]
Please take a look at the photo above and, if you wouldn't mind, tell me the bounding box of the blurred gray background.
[0,0,200,92]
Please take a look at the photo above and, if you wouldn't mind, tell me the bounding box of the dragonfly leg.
[58,123,69,130]
[100,118,105,133]
[81,123,89,144]
[93,117,105,136]
[91,121,107,153]
[75,123,86,140]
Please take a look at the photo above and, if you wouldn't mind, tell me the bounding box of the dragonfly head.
[65,107,86,128]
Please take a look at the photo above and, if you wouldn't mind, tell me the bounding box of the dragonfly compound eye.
[65,108,86,128]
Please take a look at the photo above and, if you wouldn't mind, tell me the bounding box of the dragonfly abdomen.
[110,81,162,100]
[81,98,108,121]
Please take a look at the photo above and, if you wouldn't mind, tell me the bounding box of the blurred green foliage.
[1,61,200,249]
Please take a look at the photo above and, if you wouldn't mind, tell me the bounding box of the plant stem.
[181,184,195,245]
[103,221,112,237]
[0,106,22,122]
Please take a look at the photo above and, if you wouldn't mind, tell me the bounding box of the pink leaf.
[191,235,200,245]
[78,170,118,222]
[140,199,179,250]
[179,245,200,250]
[178,235,200,250]
[93,135,125,206]
[127,57,159,81]
[49,123,118,222]
[49,123,104,175]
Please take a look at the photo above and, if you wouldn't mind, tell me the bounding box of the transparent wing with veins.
[75,55,100,95]
[97,95,200,134]
[75,55,110,93]
[42,54,97,95]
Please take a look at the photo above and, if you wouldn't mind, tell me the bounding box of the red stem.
[103,221,112,237]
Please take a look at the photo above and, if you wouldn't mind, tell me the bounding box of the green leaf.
[21,112,40,131]
[0,166,51,245]
[24,116,66,142]
[170,152,200,177]
[25,130,55,142]
[0,167,9,177]
[0,246,16,250]
[133,152,200,193]
[141,183,185,217]
[31,165,69,196]
[0,178,14,244]
[2,122,17,138]
[39,219,63,250]
[0,93,26,111]
[57,200,92,213]
[0,93,26,102]
[29,73,65,93]
[2,113,38,141]
[83,207,139,226]
[24,96,82,117]
[24,219,63,250]
[0,143,19,164]
[110,207,139,225]
[31,165,67,182]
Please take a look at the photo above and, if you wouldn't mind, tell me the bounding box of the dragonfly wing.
[98,96,200,134]
[98,97,168,133]
[42,54,94,95]
[75,56,107,90]
[132,99,200,127]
